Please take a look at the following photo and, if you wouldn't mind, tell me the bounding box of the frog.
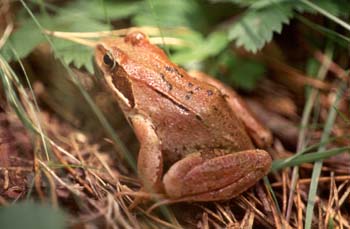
[95,31,272,202]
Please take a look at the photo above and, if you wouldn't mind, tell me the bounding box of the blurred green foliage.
[211,50,265,91]
[1,0,349,89]
[0,202,67,229]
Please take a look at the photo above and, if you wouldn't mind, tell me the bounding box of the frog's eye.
[103,53,116,70]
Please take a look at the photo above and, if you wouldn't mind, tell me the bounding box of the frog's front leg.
[163,149,271,201]
[130,115,163,193]
[189,71,272,148]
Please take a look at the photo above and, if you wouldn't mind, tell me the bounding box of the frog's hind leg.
[162,149,271,201]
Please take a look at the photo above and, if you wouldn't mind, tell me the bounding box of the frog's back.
[132,73,254,164]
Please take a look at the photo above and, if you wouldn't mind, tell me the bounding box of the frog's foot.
[163,149,271,202]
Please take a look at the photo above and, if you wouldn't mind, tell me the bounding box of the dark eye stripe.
[111,71,135,108]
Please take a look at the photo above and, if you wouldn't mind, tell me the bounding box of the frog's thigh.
[130,115,163,193]
[189,71,272,148]
[163,149,271,201]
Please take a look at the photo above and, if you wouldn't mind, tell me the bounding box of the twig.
[296,183,303,229]
[271,175,350,187]
[51,147,95,196]
[43,26,190,38]
[38,159,82,196]
[0,22,13,49]
[0,0,13,49]
[42,169,58,208]
[314,51,348,81]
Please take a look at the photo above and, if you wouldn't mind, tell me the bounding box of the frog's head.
[95,31,150,74]
[95,31,182,111]
[95,31,151,109]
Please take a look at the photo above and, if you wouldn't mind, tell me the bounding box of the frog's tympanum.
[95,31,273,202]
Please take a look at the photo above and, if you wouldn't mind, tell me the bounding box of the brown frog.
[95,31,272,202]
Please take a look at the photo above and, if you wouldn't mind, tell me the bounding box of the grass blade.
[271,147,350,171]
[304,81,346,229]
[300,0,350,32]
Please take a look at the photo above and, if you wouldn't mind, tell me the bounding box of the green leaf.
[210,0,291,8]
[212,51,265,90]
[46,11,109,73]
[58,0,142,21]
[2,4,110,72]
[170,31,229,64]
[228,60,265,90]
[49,14,110,32]
[52,38,94,74]
[0,202,67,229]
[228,3,293,52]
[1,21,45,61]
[209,0,256,7]
[132,0,206,30]
[250,0,294,9]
